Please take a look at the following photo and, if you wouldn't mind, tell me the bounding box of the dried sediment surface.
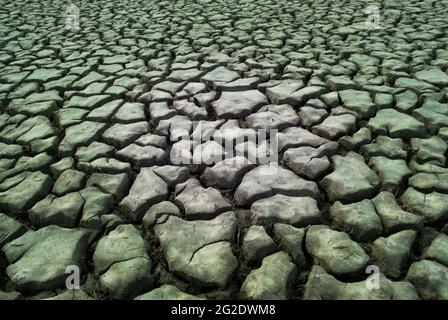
[0,0,448,300]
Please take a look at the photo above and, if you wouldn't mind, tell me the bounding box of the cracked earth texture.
[1,0,448,300]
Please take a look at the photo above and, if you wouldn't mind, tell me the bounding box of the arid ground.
[0,0,447,300]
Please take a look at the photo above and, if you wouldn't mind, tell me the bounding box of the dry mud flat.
[1,0,448,300]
